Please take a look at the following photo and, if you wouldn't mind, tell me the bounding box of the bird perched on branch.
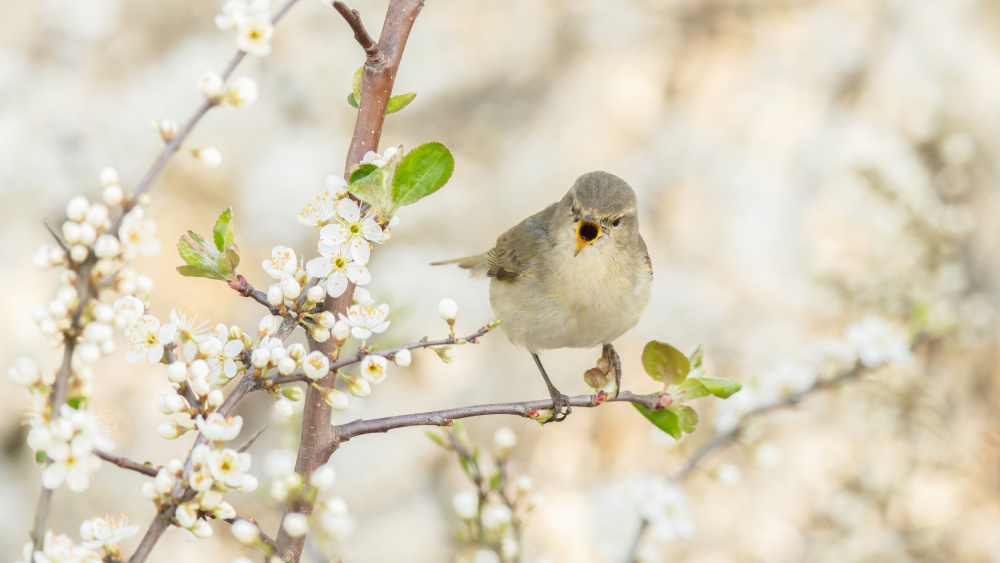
[433,171,652,422]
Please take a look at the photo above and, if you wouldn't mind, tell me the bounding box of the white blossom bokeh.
[2,0,999,562]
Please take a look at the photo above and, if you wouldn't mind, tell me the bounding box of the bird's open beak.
[575,220,601,256]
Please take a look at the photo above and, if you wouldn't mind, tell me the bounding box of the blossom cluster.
[215,0,274,57]
[253,451,355,551]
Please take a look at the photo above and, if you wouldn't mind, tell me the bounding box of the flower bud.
[207,389,224,410]
[199,71,225,99]
[438,298,459,322]
[192,146,222,168]
[62,221,82,244]
[393,348,411,367]
[311,326,330,342]
[332,320,351,344]
[99,166,119,187]
[323,388,350,409]
[286,343,306,360]
[278,356,297,376]
[69,244,89,263]
[103,184,125,206]
[315,311,335,329]
[347,377,371,398]
[280,274,301,300]
[167,361,188,383]
[281,386,304,401]
[251,347,271,369]
[307,285,326,304]
[452,491,478,520]
[231,519,259,545]
[7,356,41,386]
[434,345,457,363]
[274,397,293,417]
[282,513,309,538]
[360,355,388,384]
[493,427,517,458]
[259,315,282,337]
[92,235,121,259]
[157,421,184,439]
[311,464,336,491]
[302,351,330,380]
[66,195,90,222]
[155,119,179,142]
[267,285,284,306]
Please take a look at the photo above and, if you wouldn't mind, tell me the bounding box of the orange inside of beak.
[575,220,601,256]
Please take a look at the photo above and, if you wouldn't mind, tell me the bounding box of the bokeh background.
[2,0,999,561]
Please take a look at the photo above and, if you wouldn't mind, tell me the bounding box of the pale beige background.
[2,0,999,561]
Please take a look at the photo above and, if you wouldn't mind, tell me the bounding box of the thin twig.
[332,2,385,68]
[94,450,160,478]
[623,518,650,563]
[268,323,495,386]
[671,363,864,482]
[330,391,661,447]
[237,425,268,453]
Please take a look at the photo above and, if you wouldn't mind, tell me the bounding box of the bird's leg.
[531,353,572,422]
[603,343,623,398]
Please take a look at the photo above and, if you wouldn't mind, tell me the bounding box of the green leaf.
[35,450,48,463]
[671,378,709,403]
[634,403,681,440]
[391,142,454,206]
[177,233,218,271]
[634,403,700,440]
[347,92,359,109]
[642,341,691,385]
[675,404,698,434]
[213,208,235,252]
[66,396,84,410]
[177,265,227,281]
[386,92,417,114]
[459,455,477,478]
[351,66,364,102]
[690,376,742,399]
[349,163,380,184]
[216,247,240,281]
[488,472,502,492]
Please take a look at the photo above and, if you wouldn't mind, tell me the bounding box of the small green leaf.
[347,92,359,109]
[213,208,235,252]
[671,378,709,403]
[216,247,240,281]
[386,92,417,114]
[391,142,454,206]
[459,455,477,478]
[488,472,502,492]
[177,233,218,271]
[634,403,681,440]
[675,404,698,434]
[690,376,742,399]
[66,396,84,410]
[349,163,380,184]
[35,451,48,463]
[642,341,691,386]
[351,66,363,102]
[177,265,227,281]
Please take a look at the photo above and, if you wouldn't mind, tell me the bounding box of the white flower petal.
[306,257,334,279]
[326,272,348,298]
[345,263,371,285]
[337,199,360,223]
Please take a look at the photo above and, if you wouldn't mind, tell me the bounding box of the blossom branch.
[268,322,495,386]
[280,1,425,560]
[94,450,160,478]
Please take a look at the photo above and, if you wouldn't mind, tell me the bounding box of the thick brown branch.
[94,450,160,478]
[332,2,384,67]
[330,391,661,448]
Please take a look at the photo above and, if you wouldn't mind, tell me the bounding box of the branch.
[268,322,495,386]
[332,2,384,67]
[278,1,425,560]
[670,363,865,482]
[330,391,661,448]
[94,450,160,478]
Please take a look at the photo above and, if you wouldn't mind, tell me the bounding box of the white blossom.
[339,302,390,340]
[199,71,225,99]
[302,351,330,380]
[297,190,340,228]
[306,243,371,298]
[493,427,517,458]
[360,354,388,384]
[8,356,41,386]
[80,514,139,550]
[118,206,160,260]
[318,199,383,263]
[282,513,309,538]
[225,76,258,107]
[262,245,298,279]
[452,491,478,520]
[196,413,243,442]
[125,315,175,363]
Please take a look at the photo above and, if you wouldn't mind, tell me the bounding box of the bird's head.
[555,171,640,257]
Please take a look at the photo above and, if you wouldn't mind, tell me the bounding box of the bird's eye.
[612,217,621,227]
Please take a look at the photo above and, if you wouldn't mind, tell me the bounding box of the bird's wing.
[485,203,556,281]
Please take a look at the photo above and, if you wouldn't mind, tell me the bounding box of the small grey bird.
[434,171,653,421]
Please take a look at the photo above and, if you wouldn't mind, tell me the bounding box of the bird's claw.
[603,344,623,399]
[547,392,573,423]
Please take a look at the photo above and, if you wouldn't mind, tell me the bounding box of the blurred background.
[2,0,999,561]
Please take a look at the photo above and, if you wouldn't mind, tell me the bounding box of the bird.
[433,171,653,422]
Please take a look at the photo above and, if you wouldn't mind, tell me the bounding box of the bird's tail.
[430,254,488,278]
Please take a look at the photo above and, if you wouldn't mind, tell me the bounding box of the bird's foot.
[547,390,573,423]
[602,344,623,399]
